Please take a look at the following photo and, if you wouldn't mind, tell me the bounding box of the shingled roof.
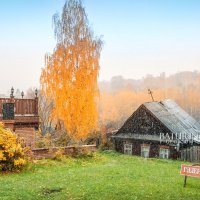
[114,99,200,144]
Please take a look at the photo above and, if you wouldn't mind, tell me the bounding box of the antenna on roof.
[148,89,154,102]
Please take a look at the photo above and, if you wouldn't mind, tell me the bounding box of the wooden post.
[148,89,154,102]
[35,97,38,115]
[184,175,187,187]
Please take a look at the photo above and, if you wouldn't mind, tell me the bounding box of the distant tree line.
[99,71,200,131]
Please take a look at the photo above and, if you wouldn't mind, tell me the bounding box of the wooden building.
[0,88,39,146]
[112,99,200,160]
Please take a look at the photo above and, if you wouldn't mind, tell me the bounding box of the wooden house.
[0,88,39,146]
[112,99,200,161]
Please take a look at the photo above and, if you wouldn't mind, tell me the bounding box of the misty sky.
[0,0,200,94]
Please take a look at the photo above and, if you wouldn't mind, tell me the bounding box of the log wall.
[113,138,178,159]
[118,105,171,136]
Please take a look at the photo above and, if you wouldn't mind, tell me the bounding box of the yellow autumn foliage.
[0,123,26,171]
[99,76,200,129]
[40,0,102,141]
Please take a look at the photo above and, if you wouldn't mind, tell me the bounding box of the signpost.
[180,164,200,187]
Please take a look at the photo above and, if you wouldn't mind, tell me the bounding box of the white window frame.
[124,143,132,155]
[141,146,150,158]
[159,148,169,159]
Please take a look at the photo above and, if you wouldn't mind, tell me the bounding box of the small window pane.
[141,146,150,158]
[124,144,132,155]
[159,148,169,159]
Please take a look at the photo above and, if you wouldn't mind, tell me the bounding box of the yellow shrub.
[0,123,26,171]
[52,148,64,161]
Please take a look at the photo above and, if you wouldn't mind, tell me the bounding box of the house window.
[124,144,132,155]
[141,146,150,158]
[159,148,169,159]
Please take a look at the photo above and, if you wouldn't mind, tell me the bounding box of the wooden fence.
[0,98,38,116]
[0,97,39,130]
[180,146,200,163]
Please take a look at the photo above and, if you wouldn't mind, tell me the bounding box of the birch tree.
[40,0,103,140]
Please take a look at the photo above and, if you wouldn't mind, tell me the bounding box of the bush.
[99,140,114,151]
[72,146,95,158]
[52,148,65,161]
[35,133,52,148]
[52,130,71,147]
[0,123,26,171]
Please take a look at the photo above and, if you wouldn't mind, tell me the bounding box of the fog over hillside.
[1,71,200,130]
[99,71,200,93]
[98,71,200,129]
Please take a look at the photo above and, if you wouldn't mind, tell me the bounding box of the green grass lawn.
[0,151,200,200]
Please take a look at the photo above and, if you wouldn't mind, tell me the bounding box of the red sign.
[181,164,200,178]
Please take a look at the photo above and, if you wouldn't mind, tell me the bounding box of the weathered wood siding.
[180,146,200,163]
[0,98,38,116]
[113,105,178,159]
[113,138,178,159]
[118,105,171,136]
[0,97,39,130]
